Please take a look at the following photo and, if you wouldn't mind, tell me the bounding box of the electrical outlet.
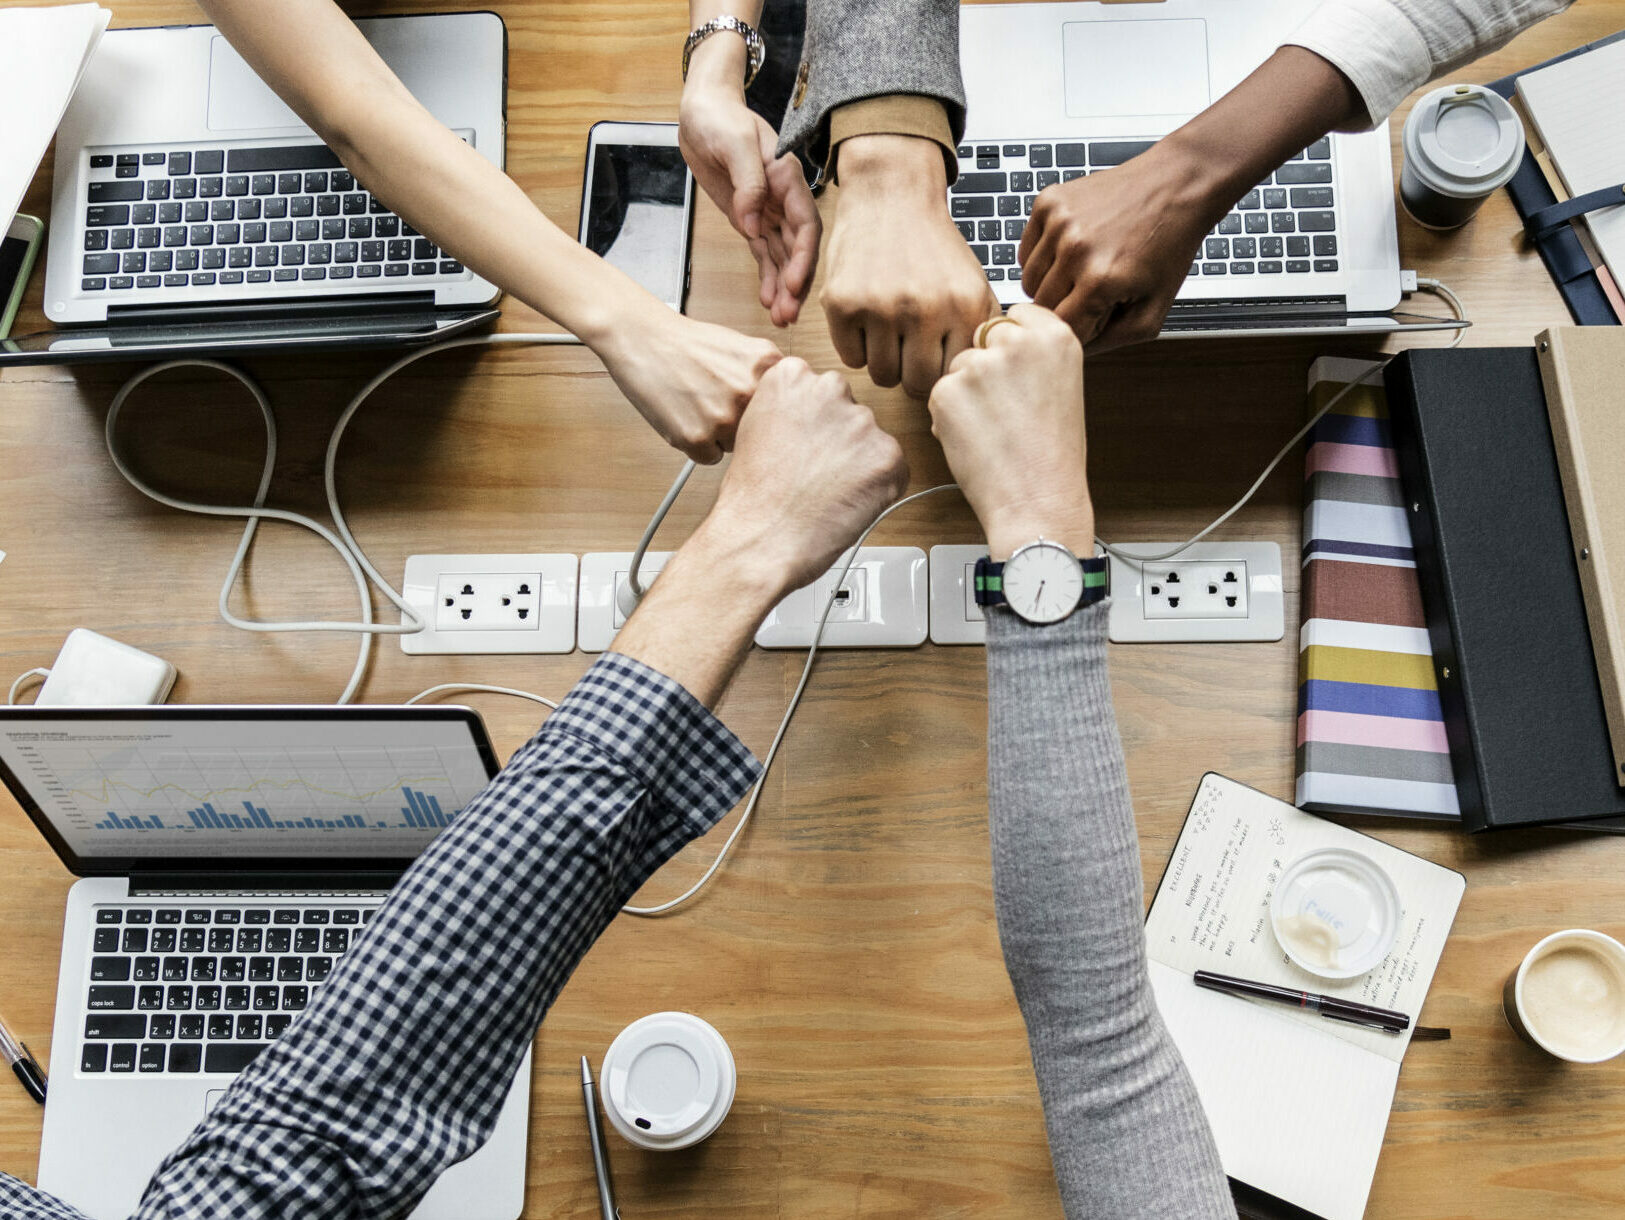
[1107,542,1283,643]
[754,547,928,649]
[928,544,989,645]
[400,554,578,655]
[578,552,674,653]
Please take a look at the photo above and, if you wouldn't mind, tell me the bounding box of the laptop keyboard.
[80,903,376,1075]
[950,138,1340,287]
[78,146,466,294]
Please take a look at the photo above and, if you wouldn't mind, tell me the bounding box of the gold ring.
[973,316,1019,349]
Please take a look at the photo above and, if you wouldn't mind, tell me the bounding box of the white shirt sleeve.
[1283,0,1575,129]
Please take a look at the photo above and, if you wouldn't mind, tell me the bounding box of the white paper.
[0,4,109,233]
[1146,774,1465,1218]
[1517,41,1625,287]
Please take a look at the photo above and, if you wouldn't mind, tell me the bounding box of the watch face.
[1001,543,1084,624]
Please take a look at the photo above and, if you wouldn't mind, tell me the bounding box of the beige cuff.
[826,96,958,184]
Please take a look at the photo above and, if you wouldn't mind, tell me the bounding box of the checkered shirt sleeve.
[0,652,760,1220]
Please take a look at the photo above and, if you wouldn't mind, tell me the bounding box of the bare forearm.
[1162,46,1363,221]
[195,0,659,348]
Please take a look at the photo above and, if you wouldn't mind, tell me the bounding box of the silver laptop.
[0,705,529,1220]
[9,13,506,365]
[955,0,1462,339]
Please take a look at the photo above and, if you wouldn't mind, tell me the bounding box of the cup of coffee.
[1400,83,1525,230]
[1502,930,1625,1063]
[598,1012,736,1150]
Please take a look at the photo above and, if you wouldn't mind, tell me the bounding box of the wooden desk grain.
[3,2,1623,1216]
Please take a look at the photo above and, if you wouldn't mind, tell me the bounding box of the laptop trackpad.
[207,35,310,131]
[1062,19,1210,120]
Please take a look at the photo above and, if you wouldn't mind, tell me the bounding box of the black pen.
[580,1056,620,1220]
[1194,969,1412,1034]
[0,1011,47,1103]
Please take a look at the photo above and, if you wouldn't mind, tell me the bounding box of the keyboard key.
[1271,212,1296,233]
[149,1015,176,1040]
[88,984,135,1010]
[115,164,139,179]
[211,199,235,221]
[1291,187,1334,209]
[1010,171,1034,192]
[253,985,280,1011]
[321,218,346,241]
[254,246,279,268]
[199,177,224,198]
[205,1043,269,1074]
[1259,260,1283,274]
[191,273,216,286]
[301,267,327,280]
[86,205,130,227]
[133,957,160,982]
[949,172,1007,195]
[216,223,240,245]
[185,909,212,925]
[1287,235,1310,257]
[1232,238,1257,259]
[976,221,999,242]
[109,276,134,289]
[172,178,197,199]
[1238,190,1261,210]
[952,197,994,219]
[1260,237,1283,258]
[1028,144,1052,168]
[188,225,214,247]
[374,216,399,237]
[1307,138,1332,160]
[93,927,120,952]
[247,269,272,283]
[81,1043,108,1072]
[92,956,131,981]
[1313,235,1337,257]
[86,1013,145,1040]
[159,202,182,225]
[293,927,319,953]
[142,151,166,166]
[180,928,206,952]
[266,1014,293,1039]
[279,245,305,266]
[1055,143,1087,167]
[245,909,272,925]
[116,152,139,167]
[1276,163,1332,185]
[294,219,319,242]
[1298,210,1336,232]
[111,228,135,249]
[991,244,1016,266]
[290,195,315,218]
[204,928,232,954]
[266,928,292,952]
[264,196,288,219]
[179,1014,204,1039]
[196,985,222,1011]
[81,277,107,290]
[1313,259,1339,273]
[138,985,164,1010]
[237,1014,263,1040]
[149,928,177,952]
[1089,140,1153,167]
[996,196,1021,217]
[146,179,171,201]
[332,171,355,192]
[358,264,382,278]
[220,957,247,982]
[1002,144,1025,158]
[969,244,989,264]
[109,1043,137,1072]
[1217,215,1241,235]
[88,181,144,204]
[316,194,341,217]
[168,1043,202,1073]
[194,150,225,174]
[237,198,261,220]
[1263,188,1288,209]
[1036,170,1059,190]
[191,957,218,982]
[221,271,245,284]
[306,956,333,982]
[1230,261,1255,274]
[132,204,157,225]
[1204,238,1228,259]
[91,154,114,169]
[251,174,276,196]
[976,154,998,170]
[207,1015,234,1039]
[1287,259,1311,273]
[283,986,309,1011]
[335,241,359,264]
[1244,213,1269,234]
[303,171,329,193]
[122,252,146,274]
[139,1043,166,1072]
[84,229,110,251]
[162,957,189,982]
[181,200,206,223]
[1003,219,1024,242]
[348,217,372,239]
[331,266,355,279]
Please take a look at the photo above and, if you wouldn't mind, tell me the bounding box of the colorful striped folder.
[1297,357,1461,821]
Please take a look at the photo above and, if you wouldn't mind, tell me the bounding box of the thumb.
[726,141,768,241]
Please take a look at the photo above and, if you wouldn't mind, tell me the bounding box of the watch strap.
[682,16,767,86]
[974,553,1108,610]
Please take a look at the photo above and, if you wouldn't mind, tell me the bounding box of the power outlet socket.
[928,544,989,645]
[577,552,674,653]
[755,547,928,649]
[1107,542,1283,643]
[400,554,578,655]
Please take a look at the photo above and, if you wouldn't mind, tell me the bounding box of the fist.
[927,306,1094,559]
[713,358,910,592]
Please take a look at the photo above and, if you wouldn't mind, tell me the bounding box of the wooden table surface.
[3,2,1623,1216]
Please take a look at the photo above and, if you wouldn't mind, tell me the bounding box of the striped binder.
[1296,357,1461,821]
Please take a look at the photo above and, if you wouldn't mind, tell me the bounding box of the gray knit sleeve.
[776,0,965,168]
[985,602,1235,1219]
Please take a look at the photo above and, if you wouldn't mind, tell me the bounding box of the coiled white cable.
[101,333,581,702]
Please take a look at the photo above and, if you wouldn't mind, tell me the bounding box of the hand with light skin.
[616,357,909,703]
[680,6,821,327]
[1018,46,1364,351]
[927,305,1094,561]
[822,134,999,398]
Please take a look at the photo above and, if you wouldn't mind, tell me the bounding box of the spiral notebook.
[1148,774,1465,1220]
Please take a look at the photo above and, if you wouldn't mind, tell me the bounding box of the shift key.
[88,181,146,203]
[85,1013,145,1039]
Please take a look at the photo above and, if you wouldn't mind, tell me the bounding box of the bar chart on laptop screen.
[0,721,496,858]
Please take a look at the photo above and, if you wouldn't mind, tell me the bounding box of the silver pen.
[580,1055,620,1220]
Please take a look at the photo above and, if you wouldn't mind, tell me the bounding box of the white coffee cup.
[1400,83,1525,230]
[1502,930,1625,1064]
[598,1012,736,1150]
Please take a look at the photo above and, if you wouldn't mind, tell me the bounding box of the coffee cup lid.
[599,1012,736,1150]
[1269,847,1400,979]
[1403,84,1525,196]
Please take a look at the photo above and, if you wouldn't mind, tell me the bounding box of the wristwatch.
[974,540,1107,625]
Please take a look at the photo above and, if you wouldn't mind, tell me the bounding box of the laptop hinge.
[1165,296,1348,320]
[105,293,438,328]
[130,871,401,895]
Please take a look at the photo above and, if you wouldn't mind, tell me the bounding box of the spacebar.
[226,145,343,173]
[204,1043,270,1073]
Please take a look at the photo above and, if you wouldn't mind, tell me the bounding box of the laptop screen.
[0,707,501,874]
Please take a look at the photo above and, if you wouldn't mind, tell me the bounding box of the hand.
[596,308,783,464]
[822,134,998,398]
[704,357,910,593]
[927,305,1094,559]
[680,39,821,326]
[1018,142,1230,352]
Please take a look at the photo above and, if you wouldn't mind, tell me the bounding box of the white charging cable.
[101,333,581,703]
[7,668,51,706]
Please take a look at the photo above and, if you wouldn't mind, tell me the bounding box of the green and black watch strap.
[974,554,1109,609]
